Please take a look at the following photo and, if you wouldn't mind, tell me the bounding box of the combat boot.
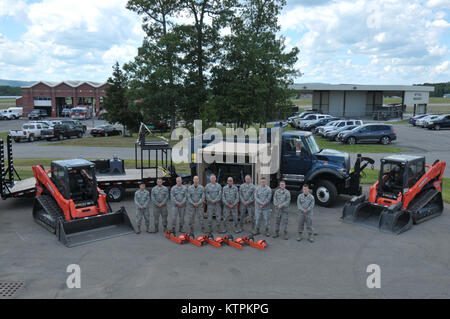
[265,229,271,237]
[272,231,279,238]
[252,228,260,235]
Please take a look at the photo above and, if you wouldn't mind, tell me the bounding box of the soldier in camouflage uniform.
[134,182,151,234]
[186,176,205,234]
[239,175,256,231]
[272,181,291,240]
[170,177,187,232]
[150,178,169,233]
[222,177,240,233]
[205,174,222,233]
[297,184,315,242]
[254,177,272,237]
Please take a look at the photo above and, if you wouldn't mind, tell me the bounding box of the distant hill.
[0,86,22,96]
[0,79,36,87]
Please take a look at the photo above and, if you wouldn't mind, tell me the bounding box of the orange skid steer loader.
[342,155,446,234]
[32,159,133,247]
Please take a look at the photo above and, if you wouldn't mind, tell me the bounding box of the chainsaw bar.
[217,234,243,249]
[199,233,221,248]
[184,233,206,247]
[164,230,187,244]
[242,235,267,250]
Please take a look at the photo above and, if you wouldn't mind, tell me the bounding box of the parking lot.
[0,188,449,299]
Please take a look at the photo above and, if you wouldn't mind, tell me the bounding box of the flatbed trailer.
[1,132,179,202]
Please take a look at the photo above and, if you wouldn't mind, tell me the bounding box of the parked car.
[28,109,48,120]
[42,123,84,140]
[288,111,319,127]
[0,109,21,120]
[340,124,397,145]
[422,115,442,128]
[321,119,364,136]
[415,115,438,127]
[304,117,340,132]
[315,120,341,136]
[90,125,122,137]
[10,122,53,142]
[425,114,450,130]
[295,114,332,129]
[324,125,360,141]
[409,113,430,126]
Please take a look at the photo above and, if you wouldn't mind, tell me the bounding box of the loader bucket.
[56,207,134,247]
[342,195,412,234]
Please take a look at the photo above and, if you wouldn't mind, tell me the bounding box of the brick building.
[16,81,108,117]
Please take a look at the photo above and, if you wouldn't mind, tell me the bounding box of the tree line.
[103,0,300,132]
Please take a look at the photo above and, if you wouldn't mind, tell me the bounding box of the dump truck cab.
[281,130,361,206]
[191,129,374,207]
[51,159,98,207]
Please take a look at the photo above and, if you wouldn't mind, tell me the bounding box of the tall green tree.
[126,0,184,131]
[210,0,299,127]
[176,0,237,127]
[103,62,142,132]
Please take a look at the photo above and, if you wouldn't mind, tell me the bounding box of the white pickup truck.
[10,123,53,142]
[0,109,21,120]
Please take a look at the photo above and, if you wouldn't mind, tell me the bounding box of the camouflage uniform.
[254,185,272,233]
[239,182,256,229]
[205,182,222,232]
[297,193,315,236]
[221,184,240,232]
[170,184,187,232]
[134,189,150,229]
[186,184,205,233]
[151,185,169,231]
[273,188,291,234]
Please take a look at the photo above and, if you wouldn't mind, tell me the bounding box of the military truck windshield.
[305,135,320,154]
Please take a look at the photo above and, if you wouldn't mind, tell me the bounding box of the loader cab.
[51,159,98,206]
[379,155,425,198]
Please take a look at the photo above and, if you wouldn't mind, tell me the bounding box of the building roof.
[290,83,434,93]
[22,81,107,89]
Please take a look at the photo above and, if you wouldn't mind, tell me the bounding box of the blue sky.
[0,0,449,84]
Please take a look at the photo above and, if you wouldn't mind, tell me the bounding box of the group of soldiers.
[134,174,316,242]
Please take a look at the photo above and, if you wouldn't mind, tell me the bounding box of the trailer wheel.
[314,180,337,207]
[106,186,124,202]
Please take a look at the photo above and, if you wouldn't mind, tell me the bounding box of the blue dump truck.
[190,128,374,207]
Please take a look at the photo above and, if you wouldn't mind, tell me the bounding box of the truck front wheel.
[313,180,338,207]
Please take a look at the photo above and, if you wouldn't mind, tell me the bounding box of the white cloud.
[0,0,144,81]
[0,0,27,18]
[282,0,450,84]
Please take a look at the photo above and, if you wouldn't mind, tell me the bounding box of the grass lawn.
[0,98,16,109]
[0,132,9,140]
[315,136,408,154]
[358,168,450,204]
[39,133,174,148]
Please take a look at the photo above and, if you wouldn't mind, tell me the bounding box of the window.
[406,161,425,188]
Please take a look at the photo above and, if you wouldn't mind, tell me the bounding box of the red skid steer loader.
[342,155,446,234]
[32,159,134,247]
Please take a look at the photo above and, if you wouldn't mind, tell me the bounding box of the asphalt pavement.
[0,188,449,298]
